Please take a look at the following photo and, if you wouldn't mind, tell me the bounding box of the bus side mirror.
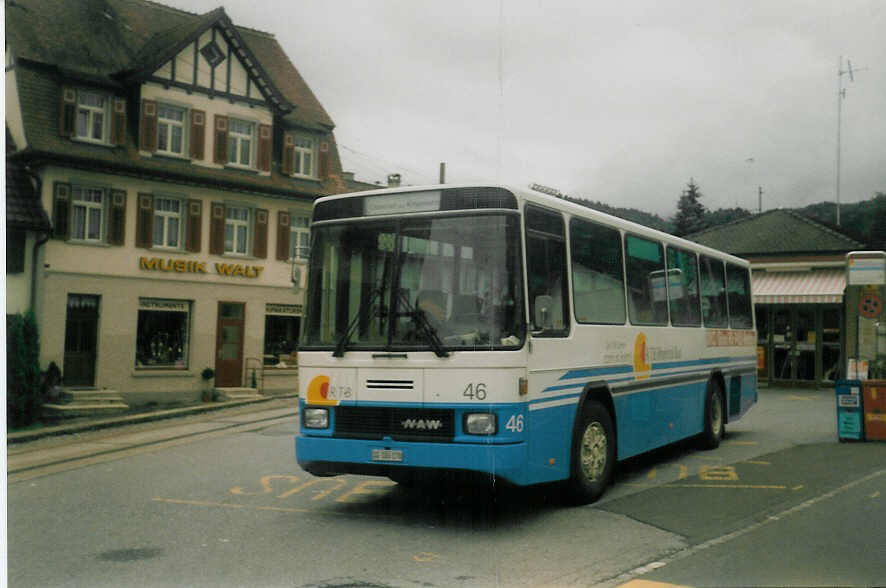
[534,295,553,330]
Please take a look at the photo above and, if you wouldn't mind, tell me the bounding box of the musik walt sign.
[139,257,264,278]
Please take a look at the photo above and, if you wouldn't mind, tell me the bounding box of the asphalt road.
[6,387,886,587]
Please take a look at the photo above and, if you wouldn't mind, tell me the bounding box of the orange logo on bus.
[306,375,337,406]
[634,333,651,379]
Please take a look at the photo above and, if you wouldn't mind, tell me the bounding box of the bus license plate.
[372,449,403,462]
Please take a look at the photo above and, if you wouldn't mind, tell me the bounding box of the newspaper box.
[835,380,864,441]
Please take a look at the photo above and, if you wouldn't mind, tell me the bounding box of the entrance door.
[215,302,245,387]
[64,294,100,387]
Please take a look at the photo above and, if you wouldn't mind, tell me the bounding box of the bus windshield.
[302,213,525,353]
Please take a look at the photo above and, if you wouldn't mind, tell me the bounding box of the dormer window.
[157,104,186,156]
[200,41,225,67]
[76,91,109,143]
[227,118,255,167]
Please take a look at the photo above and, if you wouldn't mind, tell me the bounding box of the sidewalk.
[7,395,300,479]
[8,394,299,444]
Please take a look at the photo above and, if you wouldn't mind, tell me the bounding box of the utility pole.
[835,56,866,226]
[758,186,763,214]
[439,162,446,184]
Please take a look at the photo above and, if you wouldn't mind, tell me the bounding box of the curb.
[8,394,299,444]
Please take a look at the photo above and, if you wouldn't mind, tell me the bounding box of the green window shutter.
[52,182,71,240]
[108,189,127,245]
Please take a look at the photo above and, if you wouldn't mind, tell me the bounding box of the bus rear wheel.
[567,400,615,504]
[700,378,725,449]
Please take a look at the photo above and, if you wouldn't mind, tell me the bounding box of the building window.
[227,118,254,167]
[71,186,105,242]
[157,104,186,156]
[290,215,310,260]
[76,91,108,142]
[135,298,190,368]
[264,304,301,367]
[200,41,225,67]
[225,205,251,254]
[293,135,316,178]
[153,197,183,249]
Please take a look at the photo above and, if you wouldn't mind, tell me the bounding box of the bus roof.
[313,183,751,268]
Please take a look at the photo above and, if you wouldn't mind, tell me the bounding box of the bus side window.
[667,247,701,327]
[525,205,569,337]
[625,234,668,326]
[570,218,626,324]
[700,255,728,327]
[725,263,753,329]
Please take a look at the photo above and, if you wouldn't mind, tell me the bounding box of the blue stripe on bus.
[541,355,757,395]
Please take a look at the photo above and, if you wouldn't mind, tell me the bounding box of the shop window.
[625,234,668,326]
[264,306,301,367]
[135,298,190,368]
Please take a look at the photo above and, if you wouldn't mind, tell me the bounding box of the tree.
[673,178,707,237]
[7,311,42,428]
[869,192,886,251]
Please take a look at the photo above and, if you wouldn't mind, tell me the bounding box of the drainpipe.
[24,165,50,313]
[30,231,50,312]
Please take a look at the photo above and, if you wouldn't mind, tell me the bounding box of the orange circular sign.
[860,294,883,319]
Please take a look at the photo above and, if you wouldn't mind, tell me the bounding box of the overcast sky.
[168,0,885,218]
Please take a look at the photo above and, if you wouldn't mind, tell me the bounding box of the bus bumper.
[296,435,530,485]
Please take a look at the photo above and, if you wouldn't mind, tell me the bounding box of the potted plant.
[201,368,215,402]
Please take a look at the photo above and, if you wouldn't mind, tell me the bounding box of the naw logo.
[633,333,652,380]
[400,418,443,431]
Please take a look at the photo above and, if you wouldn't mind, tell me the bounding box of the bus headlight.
[465,413,497,435]
[303,407,330,429]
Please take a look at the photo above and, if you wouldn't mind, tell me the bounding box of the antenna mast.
[835,56,867,226]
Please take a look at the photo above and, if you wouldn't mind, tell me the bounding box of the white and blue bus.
[296,184,757,503]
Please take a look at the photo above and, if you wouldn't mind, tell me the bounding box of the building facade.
[6,0,348,405]
[689,209,865,387]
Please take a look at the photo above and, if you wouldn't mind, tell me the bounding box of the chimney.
[387,173,401,187]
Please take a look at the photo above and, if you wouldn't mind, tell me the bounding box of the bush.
[7,311,42,428]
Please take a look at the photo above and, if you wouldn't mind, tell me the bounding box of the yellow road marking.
[413,552,440,563]
[871,491,881,499]
[665,484,787,489]
[744,460,771,465]
[618,580,691,588]
[792,485,805,491]
[725,440,758,446]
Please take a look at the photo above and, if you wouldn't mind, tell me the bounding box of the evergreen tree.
[673,178,707,237]
[869,192,886,251]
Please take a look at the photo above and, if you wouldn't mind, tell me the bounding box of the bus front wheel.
[700,379,725,449]
[567,401,615,504]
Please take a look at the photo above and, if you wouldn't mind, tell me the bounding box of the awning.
[752,269,845,304]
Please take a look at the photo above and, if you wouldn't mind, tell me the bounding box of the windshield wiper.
[396,288,450,358]
[332,287,385,357]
